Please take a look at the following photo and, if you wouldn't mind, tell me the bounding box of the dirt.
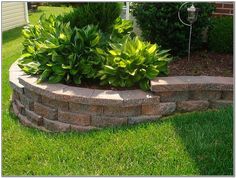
[168,51,233,77]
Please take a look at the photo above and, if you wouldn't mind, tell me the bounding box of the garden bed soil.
[168,51,233,77]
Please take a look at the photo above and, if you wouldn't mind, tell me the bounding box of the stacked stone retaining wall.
[9,62,233,132]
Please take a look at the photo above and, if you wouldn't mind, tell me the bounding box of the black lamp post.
[178,3,199,61]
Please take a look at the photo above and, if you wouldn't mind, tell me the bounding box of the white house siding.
[2,2,28,31]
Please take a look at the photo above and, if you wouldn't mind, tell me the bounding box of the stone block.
[103,105,141,117]
[157,91,189,102]
[177,100,209,112]
[12,102,19,116]
[19,94,34,111]
[120,90,160,106]
[158,102,176,116]
[70,125,99,132]
[43,118,70,132]
[15,99,24,114]
[91,116,127,127]
[12,91,20,101]
[60,86,95,103]
[189,90,221,100]
[34,102,57,120]
[24,88,42,102]
[42,96,69,111]
[210,100,233,109]
[221,91,233,100]
[142,104,160,115]
[9,79,24,94]
[69,103,103,115]
[25,109,43,125]
[58,110,90,126]
[151,77,188,92]
[89,89,123,106]
[18,113,34,128]
[128,115,161,124]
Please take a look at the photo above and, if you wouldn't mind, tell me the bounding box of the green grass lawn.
[2,6,233,176]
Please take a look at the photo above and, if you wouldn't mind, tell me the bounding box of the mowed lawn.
[2,6,233,176]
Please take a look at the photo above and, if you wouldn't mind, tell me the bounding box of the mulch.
[168,51,233,77]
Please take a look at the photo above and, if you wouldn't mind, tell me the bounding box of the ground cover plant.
[17,3,172,90]
[2,6,233,176]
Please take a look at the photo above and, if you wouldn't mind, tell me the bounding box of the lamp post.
[178,3,199,61]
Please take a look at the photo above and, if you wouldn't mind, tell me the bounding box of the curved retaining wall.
[9,62,233,132]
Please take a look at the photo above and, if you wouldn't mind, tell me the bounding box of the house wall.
[213,2,234,16]
[2,2,28,31]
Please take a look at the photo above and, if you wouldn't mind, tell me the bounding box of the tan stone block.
[24,88,42,102]
[189,91,221,100]
[128,115,161,124]
[91,116,127,127]
[221,91,233,100]
[210,100,233,109]
[34,102,57,120]
[142,104,160,115]
[158,91,189,102]
[103,105,141,117]
[19,94,34,111]
[151,77,188,92]
[177,100,209,112]
[42,96,69,111]
[43,118,70,132]
[12,102,19,116]
[15,99,24,114]
[158,102,176,116]
[58,110,90,126]
[25,109,43,125]
[70,125,99,132]
[69,103,103,115]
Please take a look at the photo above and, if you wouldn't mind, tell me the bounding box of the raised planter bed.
[9,62,233,132]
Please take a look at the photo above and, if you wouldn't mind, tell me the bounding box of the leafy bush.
[208,16,233,53]
[98,36,172,90]
[18,15,105,85]
[18,14,171,91]
[63,3,123,33]
[132,3,215,56]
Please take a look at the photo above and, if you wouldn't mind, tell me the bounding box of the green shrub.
[208,16,233,53]
[132,3,215,56]
[18,15,171,91]
[18,15,106,85]
[63,3,123,33]
[98,36,172,90]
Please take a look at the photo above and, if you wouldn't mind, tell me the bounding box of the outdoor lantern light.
[187,4,198,24]
[178,3,199,61]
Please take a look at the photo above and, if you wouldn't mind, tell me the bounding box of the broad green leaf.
[146,66,159,79]
[109,50,121,56]
[48,75,63,83]
[139,80,150,91]
[27,46,35,53]
[73,76,81,85]
[147,44,157,54]
[37,69,51,83]
[62,64,71,69]
[90,35,100,46]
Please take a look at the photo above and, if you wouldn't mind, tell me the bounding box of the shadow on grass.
[2,27,23,45]
[170,107,233,175]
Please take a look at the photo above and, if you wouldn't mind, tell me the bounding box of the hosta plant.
[18,15,106,85]
[98,36,172,90]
